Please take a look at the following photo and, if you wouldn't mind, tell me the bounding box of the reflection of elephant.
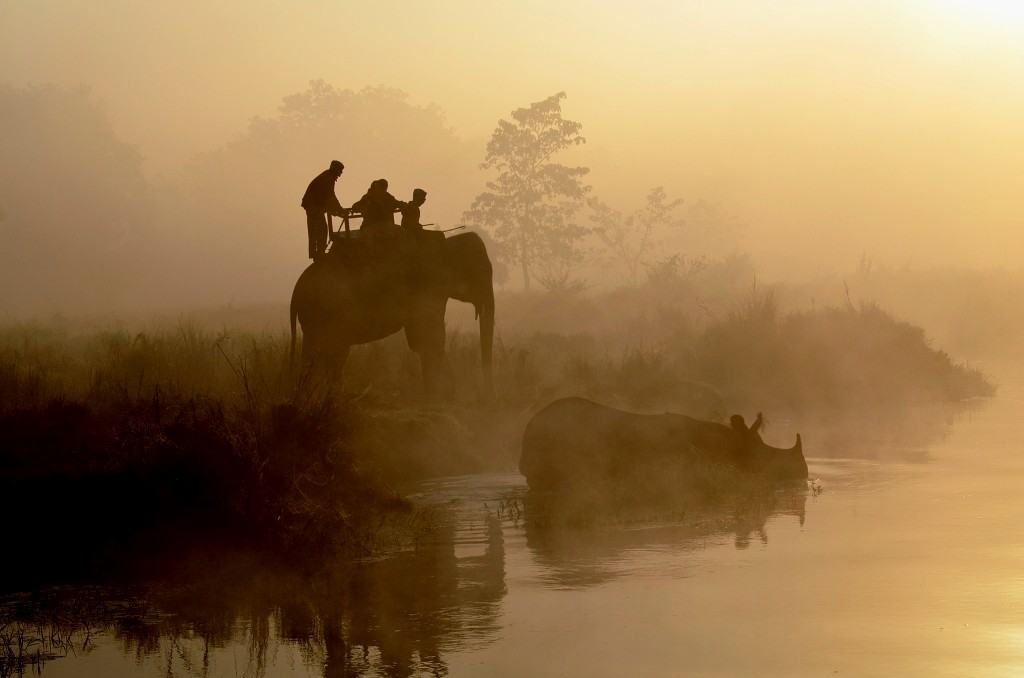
[323,514,506,677]
[5,514,509,678]
[290,231,494,394]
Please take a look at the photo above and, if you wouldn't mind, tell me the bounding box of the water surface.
[3,370,1023,677]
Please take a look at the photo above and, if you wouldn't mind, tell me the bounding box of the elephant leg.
[418,352,443,398]
[405,302,452,399]
[302,325,349,375]
[423,352,455,401]
[300,325,323,366]
[302,325,334,367]
[333,343,351,377]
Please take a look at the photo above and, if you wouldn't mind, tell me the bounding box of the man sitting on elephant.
[401,188,428,231]
[352,179,406,242]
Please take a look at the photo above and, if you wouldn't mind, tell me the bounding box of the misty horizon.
[3,1,1024,319]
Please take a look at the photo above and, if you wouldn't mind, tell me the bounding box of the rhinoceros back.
[520,397,686,489]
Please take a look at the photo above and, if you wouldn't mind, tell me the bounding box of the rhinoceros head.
[733,413,808,480]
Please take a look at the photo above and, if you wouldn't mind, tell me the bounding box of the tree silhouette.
[0,84,150,313]
[464,92,590,292]
[589,187,685,287]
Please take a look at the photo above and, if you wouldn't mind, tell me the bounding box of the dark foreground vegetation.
[0,279,993,572]
[0,326,443,582]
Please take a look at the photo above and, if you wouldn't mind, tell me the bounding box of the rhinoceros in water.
[519,397,807,490]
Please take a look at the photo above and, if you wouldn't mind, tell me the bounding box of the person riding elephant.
[401,188,428,231]
[301,160,347,261]
[352,179,406,242]
[290,230,495,398]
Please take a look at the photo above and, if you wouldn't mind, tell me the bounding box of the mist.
[3,0,1023,318]
[5,4,1024,676]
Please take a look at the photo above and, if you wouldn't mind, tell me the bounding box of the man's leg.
[315,213,330,257]
[306,210,330,259]
[305,209,320,259]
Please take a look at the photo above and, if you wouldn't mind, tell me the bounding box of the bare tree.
[589,187,684,286]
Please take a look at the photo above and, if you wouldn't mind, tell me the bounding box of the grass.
[0,283,995,574]
[0,323,466,573]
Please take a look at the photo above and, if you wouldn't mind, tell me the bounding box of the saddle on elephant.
[324,223,449,297]
[328,220,445,262]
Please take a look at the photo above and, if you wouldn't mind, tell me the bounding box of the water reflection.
[1,475,817,678]
[322,514,505,677]
[7,387,1018,678]
[1,514,506,678]
[522,485,808,588]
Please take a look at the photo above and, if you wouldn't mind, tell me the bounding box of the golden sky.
[2,0,1022,272]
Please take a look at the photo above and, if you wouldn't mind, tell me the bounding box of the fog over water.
[2,0,1023,316]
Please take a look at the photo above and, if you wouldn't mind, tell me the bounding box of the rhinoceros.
[519,397,807,489]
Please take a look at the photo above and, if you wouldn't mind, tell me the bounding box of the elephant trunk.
[479,284,494,391]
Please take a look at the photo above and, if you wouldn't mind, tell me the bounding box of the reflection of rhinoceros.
[519,397,807,489]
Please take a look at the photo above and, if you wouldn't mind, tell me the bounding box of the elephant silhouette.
[290,230,494,396]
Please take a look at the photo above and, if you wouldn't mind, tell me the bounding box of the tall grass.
[0,323,452,561]
[0,281,994,566]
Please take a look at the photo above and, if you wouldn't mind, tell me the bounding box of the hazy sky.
[2,0,1022,273]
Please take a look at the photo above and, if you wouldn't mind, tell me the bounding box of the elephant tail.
[289,290,298,367]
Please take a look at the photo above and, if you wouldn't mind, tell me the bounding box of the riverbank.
[0,297,993,569]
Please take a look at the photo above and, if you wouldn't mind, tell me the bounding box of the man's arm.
[380,191,406,210]
[329,192,345,216]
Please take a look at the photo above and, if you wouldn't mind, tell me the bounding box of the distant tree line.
[0,84,151,312]
[0,81,743,313]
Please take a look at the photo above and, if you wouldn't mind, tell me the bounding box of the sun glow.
[929,0,1024,29]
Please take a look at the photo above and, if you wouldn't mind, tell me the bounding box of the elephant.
[289,230,494,395]
[519,397,807,489]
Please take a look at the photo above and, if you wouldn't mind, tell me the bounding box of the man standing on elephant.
[301,160,347,261]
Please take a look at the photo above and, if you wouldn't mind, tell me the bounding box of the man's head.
[329,160,345,177]
[413,188,427,205]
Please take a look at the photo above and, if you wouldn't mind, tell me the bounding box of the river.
[2,367,1022,677]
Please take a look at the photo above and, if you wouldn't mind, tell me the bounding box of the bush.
[685,295,994,410]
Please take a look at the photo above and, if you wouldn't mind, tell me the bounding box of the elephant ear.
[750,412,763,435]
